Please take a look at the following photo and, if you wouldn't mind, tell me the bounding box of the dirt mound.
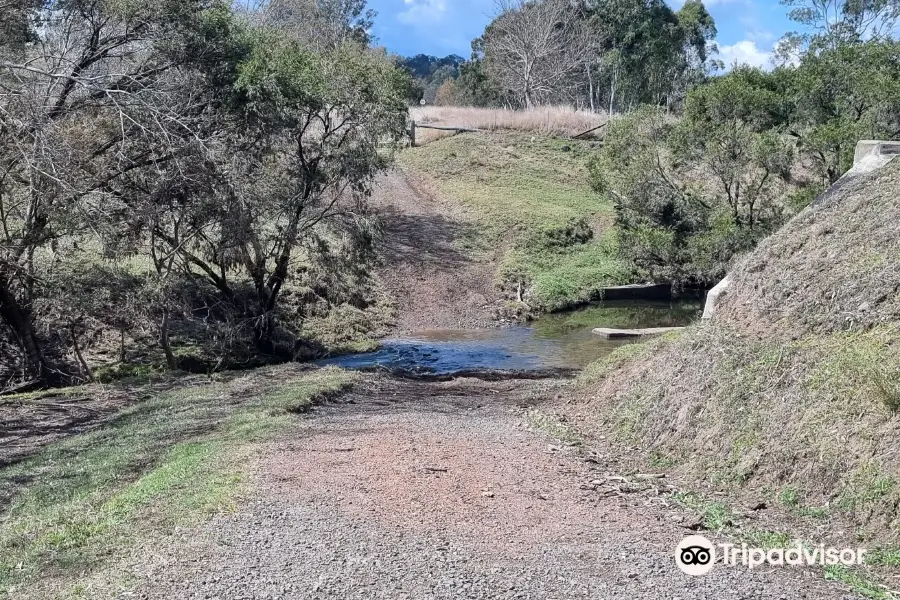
[717,159,900,339]
[566,158,900,550]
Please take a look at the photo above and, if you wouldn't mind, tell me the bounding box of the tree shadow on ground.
[374,206,477,269]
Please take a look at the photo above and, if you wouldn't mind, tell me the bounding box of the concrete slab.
[592,326,685,339]
[853,140,900,166]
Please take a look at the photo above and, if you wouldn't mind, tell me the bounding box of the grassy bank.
[397,132,631,311]
[0,366,356,598]
[571,324,900,597]
[576,324,900,537]
[568,158,900,537]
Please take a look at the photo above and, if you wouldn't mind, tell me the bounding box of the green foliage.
[672,68,794,230]
[589,68,800,286]
[453,54,500,107]
[588,107,701,285]
[585,0,718,111]
[780,0,900,50]
[0,0,410,384]
[791,40,900,183]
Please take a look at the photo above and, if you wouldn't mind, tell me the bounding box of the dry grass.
[718,158,900,340]
[410,105,607,142]
[572,323,900,546]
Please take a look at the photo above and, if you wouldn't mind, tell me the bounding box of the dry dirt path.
[135,377,857,600]
[369,169,501,333]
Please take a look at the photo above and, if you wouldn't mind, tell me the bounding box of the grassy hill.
[568,158,900,586]
[397,131,631,312]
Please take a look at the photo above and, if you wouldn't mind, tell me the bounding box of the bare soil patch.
[371,170,502,332]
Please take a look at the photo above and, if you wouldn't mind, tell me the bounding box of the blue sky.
[368,0,800,68]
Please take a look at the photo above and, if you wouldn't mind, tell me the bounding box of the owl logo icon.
[676,535,716,575]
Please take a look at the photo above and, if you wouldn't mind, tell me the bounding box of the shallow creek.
[318,300,702,376]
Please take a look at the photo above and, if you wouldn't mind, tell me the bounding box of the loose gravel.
[131,377,860,600]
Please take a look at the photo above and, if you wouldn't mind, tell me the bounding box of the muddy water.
[318,300,702,375]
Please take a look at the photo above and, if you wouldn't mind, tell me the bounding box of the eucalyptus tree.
[0,0,410,384]
[791,40,900,184]
[780,0,900,52]
[253,0,376,50]
[589,69,795,286]
[138,39,411,358]
[578,0,716,114]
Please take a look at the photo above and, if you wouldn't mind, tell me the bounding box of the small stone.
[482,491,495,498]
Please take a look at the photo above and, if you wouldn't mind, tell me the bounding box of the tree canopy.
[0,0,411,385]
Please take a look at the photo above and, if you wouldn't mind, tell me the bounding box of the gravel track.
[135,377,859,600]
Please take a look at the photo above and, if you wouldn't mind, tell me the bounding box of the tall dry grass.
[410,105,607,140]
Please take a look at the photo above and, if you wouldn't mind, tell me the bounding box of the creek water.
[317,300,702,376]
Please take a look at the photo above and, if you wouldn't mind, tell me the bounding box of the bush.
[526,218,594,252]
[589,69,801,287]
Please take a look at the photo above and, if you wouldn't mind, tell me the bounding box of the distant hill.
[400,54,466,80]
[399,54,467,104]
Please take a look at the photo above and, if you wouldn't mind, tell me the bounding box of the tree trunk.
[159,309,176,370]
[586,63,595,113]
[0,281,47,382]
[609,66,618,117]
[70,325,94,382]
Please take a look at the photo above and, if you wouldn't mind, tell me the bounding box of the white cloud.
[398,0,448,25]
[717,40,773,69]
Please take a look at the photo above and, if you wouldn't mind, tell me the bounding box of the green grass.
[741,529,793,550]
[779,486,801,508]
[776,486,829,519]
[825,565,895,600]
[869,547,900,567]
[575,332,678,388]
[398,132,631,311]
[0,366,356,596]
[673,491,736,532]
[837,467,896,513]
[574,322,900,545]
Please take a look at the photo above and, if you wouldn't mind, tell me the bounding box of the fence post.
[409,120,416,148]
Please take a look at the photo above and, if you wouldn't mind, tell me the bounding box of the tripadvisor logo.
[675,535,868,576]
[676,535,716,576]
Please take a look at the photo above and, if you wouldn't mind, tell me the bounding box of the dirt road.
[370,170,501,333]
[135,377,855,599]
